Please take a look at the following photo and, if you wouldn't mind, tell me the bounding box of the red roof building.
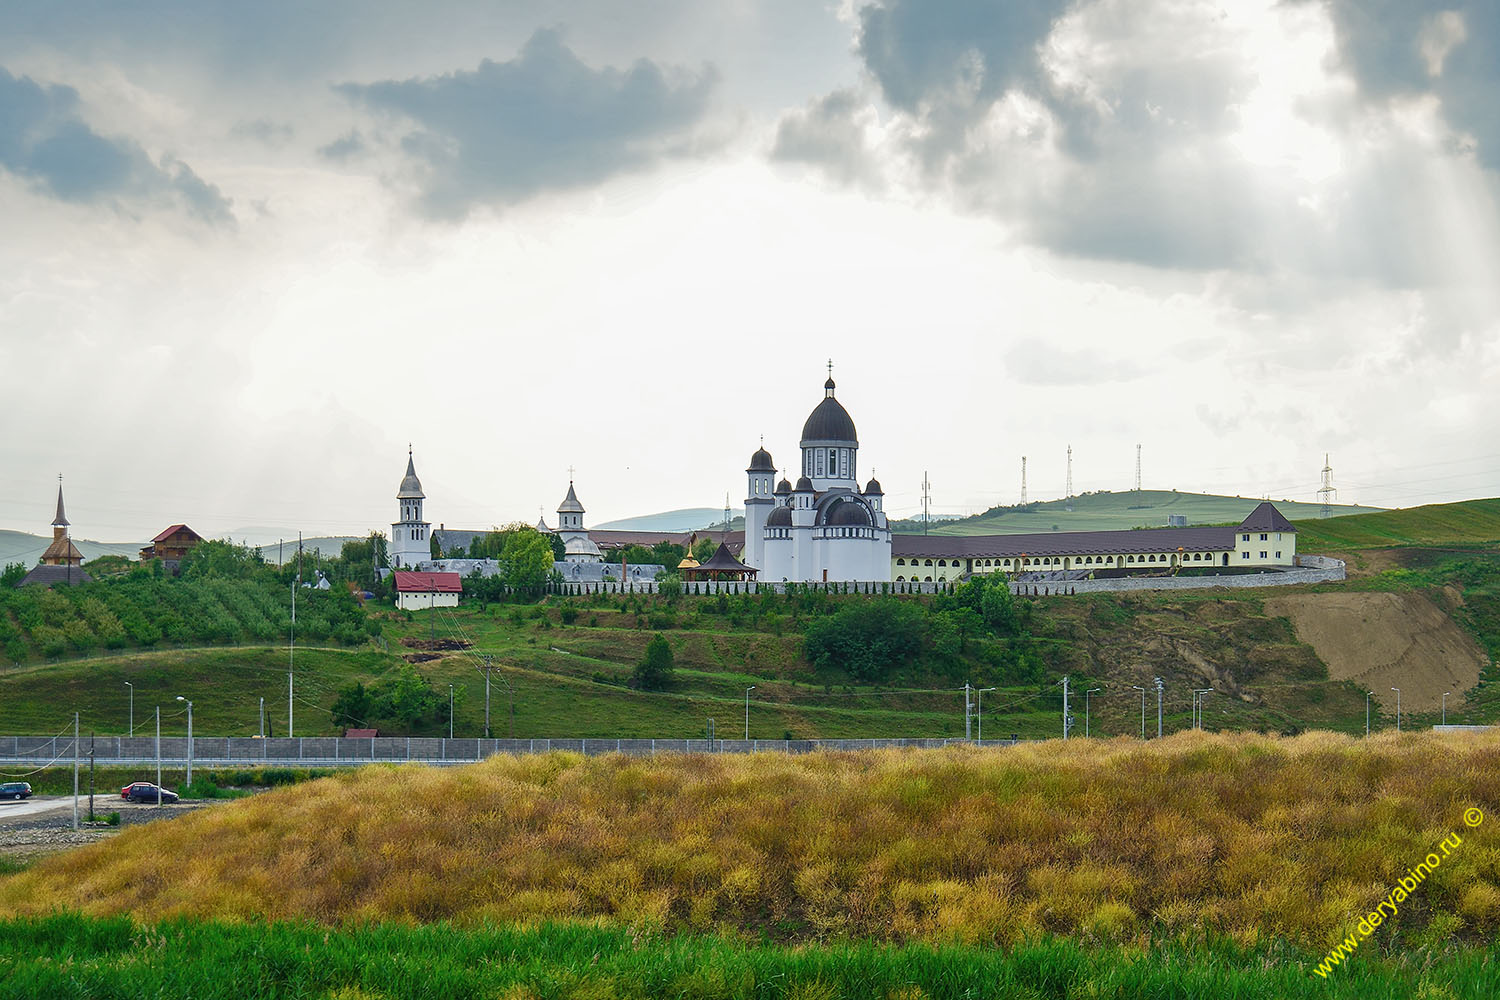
[140,524,204,565]
[393,570,462,610]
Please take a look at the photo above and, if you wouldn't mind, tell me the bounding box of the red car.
[121,782,178,803]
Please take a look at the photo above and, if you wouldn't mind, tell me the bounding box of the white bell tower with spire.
[391,447,431,569]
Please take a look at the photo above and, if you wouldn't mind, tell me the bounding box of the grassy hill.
[0,530,143,566]
[4,733,1496,951]
[1294,498,1500,552]
[899,489,1373,536]
[597,508,744,532]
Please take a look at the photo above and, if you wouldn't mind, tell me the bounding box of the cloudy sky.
[2,0,1498,543]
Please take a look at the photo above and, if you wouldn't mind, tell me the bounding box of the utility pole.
[1061,675,1069,740]
[963,682,972,740]
[1319,454,1336,519]
[976,687,996,742]
[72,712,79,831]
[921,472,931,535]
[289,576,296,739]
[125,681,133,736]
[88,731,95,822]
[1085,687,1100,738]
[1131,685,1146,739]
[745,685,755,740]
[1392,687,1401,732]
[449,684,454,740]
[259,697,265,739]
[176,696,193,786]
[483,655,493,739]
[155,706,162,806]
[1154,676,1164,738]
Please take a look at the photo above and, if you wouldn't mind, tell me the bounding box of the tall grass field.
[4,733,1496,950]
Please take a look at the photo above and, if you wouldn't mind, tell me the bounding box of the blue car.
[0,782,31,800]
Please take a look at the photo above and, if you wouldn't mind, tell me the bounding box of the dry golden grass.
[3,731,1497,947]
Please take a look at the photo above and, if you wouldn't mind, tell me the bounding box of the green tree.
[179,539,270,580]
[502,526,556,596]
[632,633,675,690]
[330,682,373,729]
[0,562,26,588]
[692,537,717,561]
[804,598,926,682]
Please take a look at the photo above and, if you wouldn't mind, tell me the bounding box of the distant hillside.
[0,530,143,566]
[894,490,1375,536]
[597,508,745,532]
[256,536,361,565]
[1294,498,1500,552]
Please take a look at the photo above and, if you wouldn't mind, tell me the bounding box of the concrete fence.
[0,735,1021,768]
[1007,557,1346,597]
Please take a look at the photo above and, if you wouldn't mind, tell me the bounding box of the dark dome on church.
[775,477,792,494]
[800,378,857,444]
[864,478,883,496]
[747,446,775,472]
[766,506,793,527]
[795,475,814,492]
[826,501,873,527]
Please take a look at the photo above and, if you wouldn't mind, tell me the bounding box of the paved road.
[0,796,73,823]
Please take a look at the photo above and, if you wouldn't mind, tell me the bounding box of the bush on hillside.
[803,598,925,682]
[632,633,675,691]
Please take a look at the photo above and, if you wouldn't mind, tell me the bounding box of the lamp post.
[259,696,265,739]
[1366,691,1373,736]
[976,686,996,743]
[125,681,133,736]
[1193,688,1214,730]
[745,685,755,740]
[175,696,193,786]
[448,684,454,740]
[1085,688,1101,738]
[1130,685,1146,740]
[1443,691,1450,726]
[1391,687,1401,732]
[1154,677,1164,738]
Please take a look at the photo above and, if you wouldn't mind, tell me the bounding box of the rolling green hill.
[1294,498,1500,552]
[897,489,1374,536]
[0,531,143,566]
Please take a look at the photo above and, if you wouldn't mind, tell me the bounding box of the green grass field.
[0,915,1493,999]
[900,489,1371,536]
[1294,498,1500,552]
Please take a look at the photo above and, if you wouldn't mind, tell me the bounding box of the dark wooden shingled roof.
[1239,501,1296,532]
[697,542,755,573]
[15,565,93,588]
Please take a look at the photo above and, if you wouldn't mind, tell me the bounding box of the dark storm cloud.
[0,66,233,224]
[335,29,717,218]
[1321,1,1500,168]
[771,90,879,186]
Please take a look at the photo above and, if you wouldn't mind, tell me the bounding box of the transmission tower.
[1318,454,1337,518]
[1020,456,1028,505]
[1135,444,1142,492]
[1064,445,1074,512]
[921,471,932,535]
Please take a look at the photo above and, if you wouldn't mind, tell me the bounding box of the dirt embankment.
[1263,592,1487,712]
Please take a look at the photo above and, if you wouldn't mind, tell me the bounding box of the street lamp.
[1443,691,1450,726]
[448,684,454,740]
[1391,687,1401,732]
[1085,688,1101,738]
[175,695,193,786]
[1366,691,1373,736]
[125,681,133,736]
[1154,677,1164,739]
[745,686,755,740]
[1193,688,1214,730]
[976,687,997,742]
[1130,685,1146,740]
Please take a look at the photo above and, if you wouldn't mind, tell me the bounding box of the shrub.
[631,633,675,690]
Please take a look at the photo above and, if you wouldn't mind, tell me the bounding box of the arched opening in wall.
[896,576,905,582]
[924,576,932,582]
[1064,558,1070,570]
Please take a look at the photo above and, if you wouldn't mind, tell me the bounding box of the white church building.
[390,449,431,569]
[744,374,892,582]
